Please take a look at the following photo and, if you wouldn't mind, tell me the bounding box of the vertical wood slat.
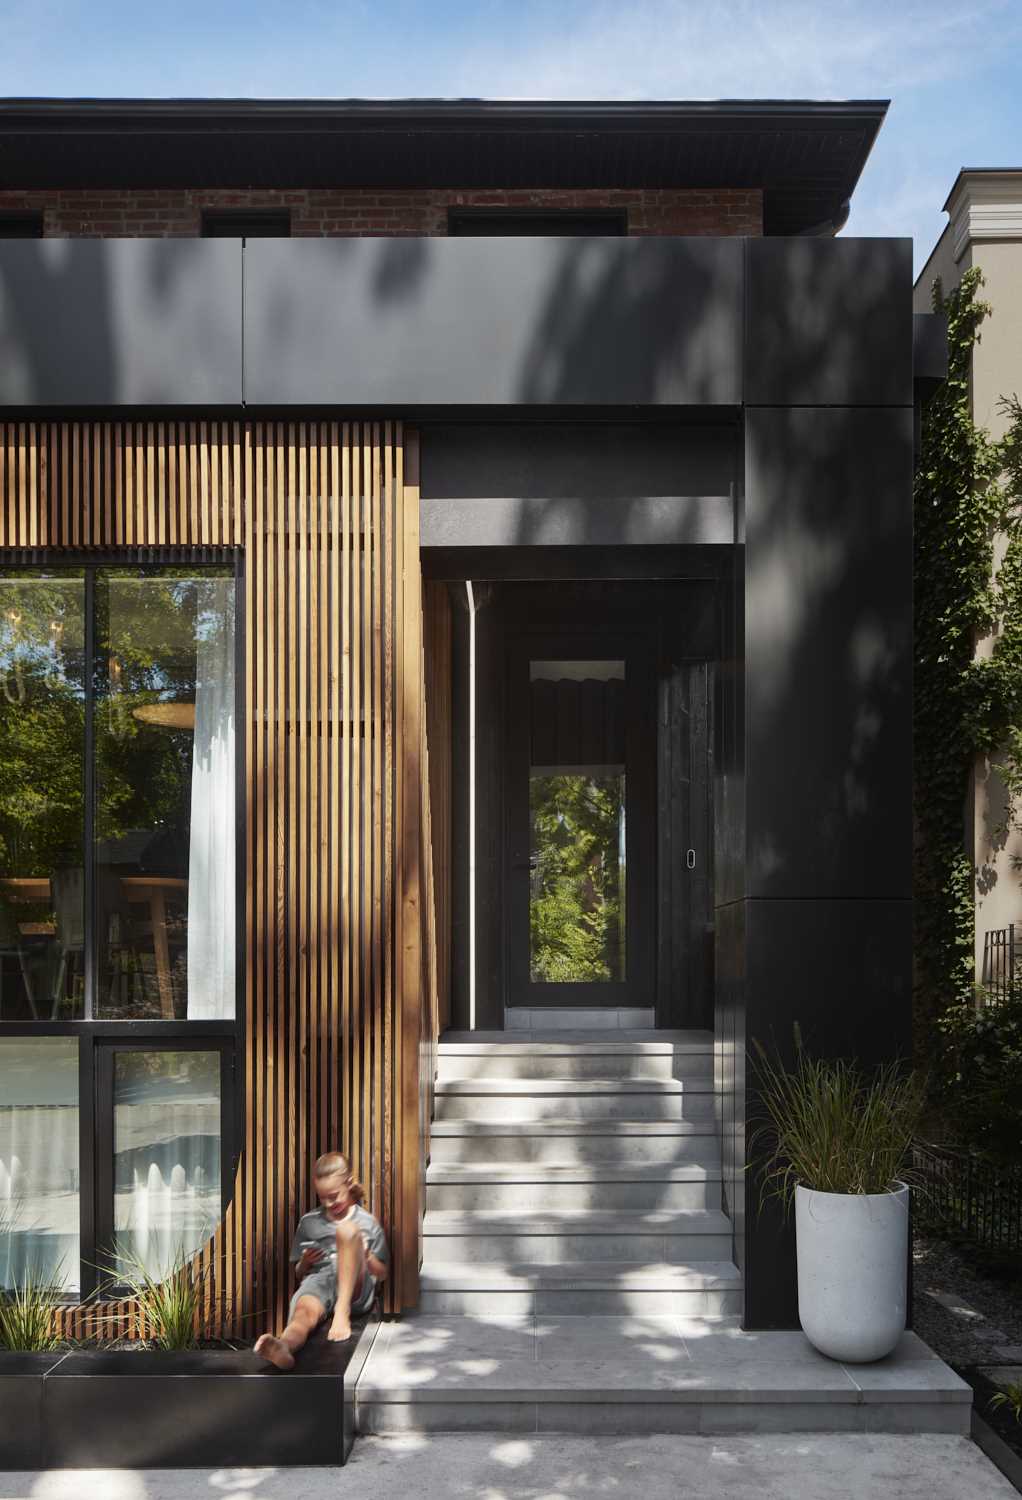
[1,420,433,1332]
[424,581,453,1035]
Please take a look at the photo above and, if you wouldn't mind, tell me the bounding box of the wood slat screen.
[1,418,439,1333]
[0,421,243,548]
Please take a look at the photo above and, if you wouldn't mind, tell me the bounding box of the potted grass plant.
[753,1030,925,1363]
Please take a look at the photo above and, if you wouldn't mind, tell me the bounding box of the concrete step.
[434,1077,715,1123]
[429,1120,721,1166]
[417,1260,743,1315]
[504,1008,657,1030]
[421,1207,734,1264]
[436,1040,713,1083]
[425,1161,722,1212]
[356,1320,972,1436]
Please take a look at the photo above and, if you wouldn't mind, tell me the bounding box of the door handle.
[687,849,696,870]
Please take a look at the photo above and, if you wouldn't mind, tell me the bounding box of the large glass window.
[95,572,236,1020]
[105,1047,224,1281]
[0,561,238,1300]
[0,1037,80,1293]
[0,566,236,1022]
[528,660,627,983]
[0,575,85,1021]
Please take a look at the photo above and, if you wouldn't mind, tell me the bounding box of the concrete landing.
[5,1436,1016,1499]
[356,1314,972,1436]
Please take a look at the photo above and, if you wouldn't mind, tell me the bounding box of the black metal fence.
[981,924,1018,1005]
[913,1142,1022,1256]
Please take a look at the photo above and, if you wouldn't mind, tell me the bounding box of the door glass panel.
[0,1037,80,1293]
[111,1049,221,1280]
[94,571,236,1020]
[528,661,626,983]
[0,574,85,1020]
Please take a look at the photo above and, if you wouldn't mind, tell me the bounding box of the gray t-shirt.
[289,1204,389,1275]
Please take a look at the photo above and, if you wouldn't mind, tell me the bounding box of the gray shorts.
[289,1264,376,1324]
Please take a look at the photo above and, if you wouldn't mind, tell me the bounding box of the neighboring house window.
[0,213,44,237]
[448,209,627,235]
[0,562,239,1296]
[201,208,291,237]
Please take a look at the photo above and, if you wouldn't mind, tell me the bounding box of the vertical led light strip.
[466,579,477,1031]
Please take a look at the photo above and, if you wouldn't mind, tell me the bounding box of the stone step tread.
[430,1119,717,1136]
[427,1162,722,1183]
[439,1037,712,1055]
[420,1260,743,1291]
[356,1323,971,1410]
[435,1077,713,1095]
[422,1208,732,1235]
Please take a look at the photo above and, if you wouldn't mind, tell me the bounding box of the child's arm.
[365,1247,387,1281]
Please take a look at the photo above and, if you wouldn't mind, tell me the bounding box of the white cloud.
[448,0,1018,100]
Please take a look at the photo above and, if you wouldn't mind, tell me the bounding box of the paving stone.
[923,1289,985,1320]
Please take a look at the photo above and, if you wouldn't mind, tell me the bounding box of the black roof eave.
[0,96,891,125]
[0,97,889,237]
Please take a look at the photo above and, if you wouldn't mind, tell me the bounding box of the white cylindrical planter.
[795,1181,909,1363]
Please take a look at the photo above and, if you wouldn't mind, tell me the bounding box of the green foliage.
[989,1381,1022,1425]
[529,772,624,983]
[751,1030,925,1207]
[934,991,1022,1164]
[105,1248,209,1351]
[0,1269,62,1351]
[914,272,1022,1046]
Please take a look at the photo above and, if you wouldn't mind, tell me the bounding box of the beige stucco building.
[914,170,1022,981]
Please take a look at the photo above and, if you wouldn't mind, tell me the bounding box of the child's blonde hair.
[314,1151,365,1205]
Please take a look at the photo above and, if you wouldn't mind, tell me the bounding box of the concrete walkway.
[357,1315,972,1434]
[0,1434,1016,1499]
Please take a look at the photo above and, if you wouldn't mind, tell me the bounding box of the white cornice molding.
[948,174,1022,261]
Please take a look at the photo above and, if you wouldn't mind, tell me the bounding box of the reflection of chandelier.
[131,702,196,731]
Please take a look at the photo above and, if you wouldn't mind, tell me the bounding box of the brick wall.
[0,186,762,237]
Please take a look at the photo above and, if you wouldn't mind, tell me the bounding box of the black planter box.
[0,1320,375,1469]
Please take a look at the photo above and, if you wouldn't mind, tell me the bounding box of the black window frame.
[447,208,627,236]
[0,212,44,238]
[0,550,244,1300]
[201,208,291,238]
[94,1035,236,1294]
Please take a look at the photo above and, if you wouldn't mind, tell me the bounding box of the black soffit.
[0,98,888,236]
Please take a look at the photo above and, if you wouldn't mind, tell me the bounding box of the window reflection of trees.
[0,569,235,1022]
[529,771,625,983]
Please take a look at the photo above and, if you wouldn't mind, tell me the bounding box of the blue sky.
[2,0,1020,274]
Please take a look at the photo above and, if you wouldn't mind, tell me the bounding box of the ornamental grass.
[751,1027,926,1209]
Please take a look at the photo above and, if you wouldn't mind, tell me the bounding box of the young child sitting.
[254,1151,389,1370]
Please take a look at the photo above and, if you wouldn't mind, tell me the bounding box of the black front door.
[505,624,655,1009]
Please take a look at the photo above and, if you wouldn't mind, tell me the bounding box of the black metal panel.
[739,896,912,1329]
[713,898,745,1274]
[744,406,913,901]
[421,546,726,581]
[0,240,242,406]
[422,422,737,503]
[913,312,948,384]
[0,1354,63,1469]
[745,238,913,408]
[41,1338,359,1467]
[421,495,734,548]
[244,238,743,407]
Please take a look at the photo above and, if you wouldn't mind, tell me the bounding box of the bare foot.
[254,1333,296,1370]
[328,1317,351,1342]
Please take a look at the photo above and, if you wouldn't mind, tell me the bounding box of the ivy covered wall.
[914,268,1022,1047]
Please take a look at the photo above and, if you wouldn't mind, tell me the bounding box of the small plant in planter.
[752,1030,925,1363]
[0,1269,64,1352]
[98,1248,217,1351]
[990,1381,1022,1425]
